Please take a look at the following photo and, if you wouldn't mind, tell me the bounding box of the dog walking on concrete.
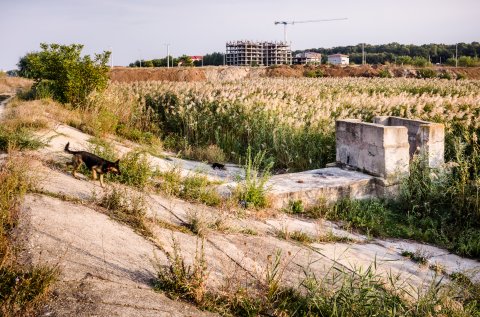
[64,142,121,187]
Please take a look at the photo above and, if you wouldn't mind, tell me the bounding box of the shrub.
[304,69,324,78]
[378,69,392,78]
[235,147,273,209]
[412,56,431,67]
[18,43,110,106]
[438,71,452,80]
[416,68,437,79]
[116,151,153,189]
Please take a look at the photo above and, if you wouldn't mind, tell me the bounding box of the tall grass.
[93,78,480,172]
[154,244,480,316]
[0,156,57,316]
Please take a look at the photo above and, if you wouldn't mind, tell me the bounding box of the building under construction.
[225,41,292,66]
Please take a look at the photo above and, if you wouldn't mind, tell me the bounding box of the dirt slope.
[109,65,480,82]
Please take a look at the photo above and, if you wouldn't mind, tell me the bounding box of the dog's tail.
[64,142,75,154]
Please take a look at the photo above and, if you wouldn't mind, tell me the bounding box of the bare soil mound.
[110,65,480,82]
[110,67,207,82]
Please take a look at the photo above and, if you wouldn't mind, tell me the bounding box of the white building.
[293,52,322,65]
[328,54,349,65]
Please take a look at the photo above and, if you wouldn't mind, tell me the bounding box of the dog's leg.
[99,174,104,187]
[92,168,98,180]
[72,163,79,179]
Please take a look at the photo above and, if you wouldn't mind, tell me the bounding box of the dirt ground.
[109,65,480,82]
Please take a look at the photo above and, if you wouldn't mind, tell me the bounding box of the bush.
[18,43,110,106]
[416,68,437,79]
[412,56,431,67]
[304,69,324,78]
[116,151,153,189]
[378,69,392,78]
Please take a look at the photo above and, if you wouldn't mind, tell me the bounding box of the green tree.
[177,55,194,67]
[18,43,111,106]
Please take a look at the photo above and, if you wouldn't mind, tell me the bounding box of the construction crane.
[274,18,348,43]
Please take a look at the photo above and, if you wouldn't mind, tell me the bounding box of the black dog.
[64,142,121,187]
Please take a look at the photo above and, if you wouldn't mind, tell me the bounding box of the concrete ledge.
[267,167,377,209]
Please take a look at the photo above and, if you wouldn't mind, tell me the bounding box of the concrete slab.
[266,167,377,209]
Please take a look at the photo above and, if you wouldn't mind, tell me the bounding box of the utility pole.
[455,43,458,68]
[163,44,171,68]
[109,46,113,68]
[362,43,365,65]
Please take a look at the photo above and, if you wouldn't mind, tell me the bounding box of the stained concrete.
[266,167,377,209]
[374,116,445,168]
[336,119,410,180]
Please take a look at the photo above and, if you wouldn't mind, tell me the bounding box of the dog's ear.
[115,159,120,165]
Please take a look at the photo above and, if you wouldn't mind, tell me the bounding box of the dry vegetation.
[0,77,33,95]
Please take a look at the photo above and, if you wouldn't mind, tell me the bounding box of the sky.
[1,0,479,70]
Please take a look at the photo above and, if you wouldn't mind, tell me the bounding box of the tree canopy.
[296,42,480,65]
[18,43,111,106]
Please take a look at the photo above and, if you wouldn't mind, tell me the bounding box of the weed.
[239,228,258,236]
[181,174,221,206]
[401,249,430,265]
[285,199,304,214]
[155,166,182,196]
[316,231,355,243]
[156,168,222,207]
[153,237,208,304]
[0,127,44,152]
[235,147,273,209]
[99,186,152,237]
[185,210,208,237]
[275,227,315,244]
[0,265,58,316]
[116,150,153,188]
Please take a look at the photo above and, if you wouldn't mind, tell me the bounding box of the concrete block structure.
[373,116,445,168]
[220,117,445,209]
[336,119,410,181]
[225,41,292,66]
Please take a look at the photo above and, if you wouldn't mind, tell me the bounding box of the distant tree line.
[129,52,225,67]
[129,43,480,68]
[295,42,480,66]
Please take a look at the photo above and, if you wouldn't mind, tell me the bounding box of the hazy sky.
[1,0,479,70]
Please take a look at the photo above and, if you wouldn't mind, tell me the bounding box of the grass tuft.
[99,185,152,237]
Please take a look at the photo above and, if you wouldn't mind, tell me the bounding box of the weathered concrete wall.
[373,116,444,168]
[336,119,410,181]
